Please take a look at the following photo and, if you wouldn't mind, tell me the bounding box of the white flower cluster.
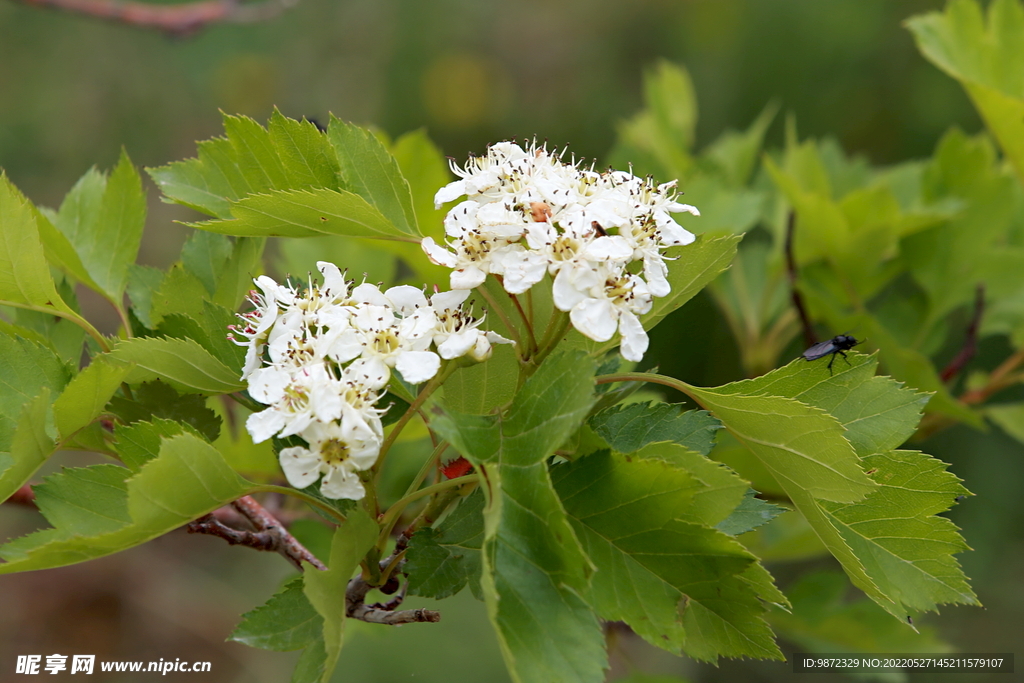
[422,141,699,361]
[230,262,511,500]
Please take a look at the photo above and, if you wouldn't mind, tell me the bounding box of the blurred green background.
[0,0,1020,681]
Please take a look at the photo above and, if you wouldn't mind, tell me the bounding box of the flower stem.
[477,283,523,350]
[372,363,455,490]
[375,474,478,551]
[509,292,538,352]
[0,299,110,352]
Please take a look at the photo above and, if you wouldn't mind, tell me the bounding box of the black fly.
[802,335,861,375]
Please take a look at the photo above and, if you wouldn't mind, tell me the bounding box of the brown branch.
[9,0,298,37]
[186,495,325,571]
[345,557,440,626]
[785,211,816,349]
[941,284,985,383]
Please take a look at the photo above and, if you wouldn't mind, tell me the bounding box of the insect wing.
[802,339,837,361]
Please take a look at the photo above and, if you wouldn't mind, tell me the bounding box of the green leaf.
[0,390,55,504]
[50,356,129,441]
[432,351,607,683]
[108,380,222,442]
[589,403,721,456]
[716,489,787,537]
[51,151,146,300]
[276,234,397,288]
[113,417,204,472]
[156,301,245,371]
[405,489,484,599]
[0,334,72,451]
[711,353,930,456]
[391,129,450,242]
[192,187,411,241]
[302,508,378,683]
[126,264,164,330]
[329,117,419,236]
[0,432,254,573]
[441,342,518,415]
[150,264,209,327]
[181,231,234,296]
[683,384,876,503]
[147,112,339,219]
[908,0,1024,186]
[31,465,132,537]
[552,450,783,661]
[0,174,77,317]
[212,236,265,311]
[819,450,977,618]
[112,337,244,395]
[231,576,323,651]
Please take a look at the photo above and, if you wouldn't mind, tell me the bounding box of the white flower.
[278,419,381,500]
[429,289,514,361]
[230,276,296,380]
[245,364,342,443]
[560,266,653,362]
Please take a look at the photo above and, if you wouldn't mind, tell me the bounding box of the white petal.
[279,411,314,439]
[246,408,287,444]
[319,465,366,500]
[618,311,649,362]
[644,253,671,298]
[349,356,391,390]
[469,335,492,361]
[385,285,429,314]
[396,350,441,385]
[430,289,470,311]
[421,237,458,268]
[581,235,633,262]
[552,267,591,312]
[247,366,290,404]
[352,283,390,307]
[310,383,344,423]
[326,328,365,364]
[279,446,322,489]
[667,201,700,216]
[656,216,696,246]
[438,329,479,360]
[316,261,349,297]
[450,266,488,290]
[434,180,467,208]
[570,298,618,342]
[493,245,548,294]
[399,308,439,341]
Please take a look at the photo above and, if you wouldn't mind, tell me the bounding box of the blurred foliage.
[1,0,1024,682]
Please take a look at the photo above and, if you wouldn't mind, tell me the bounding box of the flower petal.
[279,446,323,489]
[618,311,649,362]
[396,350,441,385]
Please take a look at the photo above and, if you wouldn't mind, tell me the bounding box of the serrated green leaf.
[0,174,77,317]
[302,508,378,683]
[112,337,244,394]
[713,354,930,456]
[552,450,783,661]
[181,231,234,295]
[150,264,209,327]
[51,151,146,299]
[634,442,750,528]
[0,391,54,504]
[391,129,449,242]
[156,300,245,371]
[52,355,131,440]
[35,208,103,293]
[231,576,322,651]
[329,117,419,237]
[908,0,1024,186]
[589,403,721,456]
[441,343,518,415]
[108,381,221,442]
[405,489,484,599]
[126,264,164,330]
[0,334,72,451]
[193,187,413,241]
[0,432,254,573]
[290,638,327,683]
[33,464,132,536]
[820,450,977,617]
[276,234,397,289]
[148,112,340,220]
[213,236,265,311]
[432,351,606,683]
[716,489,786,536]
[113,417,203,472]
[684,384,876,503]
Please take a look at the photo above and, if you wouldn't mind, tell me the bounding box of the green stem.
[0,300,109,352]
[509,292,538,352]
[533,310,572,368]
[376,474,478,550]
[477,284,523,350]
[595,371,696,402]
[404,442,448,499]
[251,484,348,524]
[372,363,454,489]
